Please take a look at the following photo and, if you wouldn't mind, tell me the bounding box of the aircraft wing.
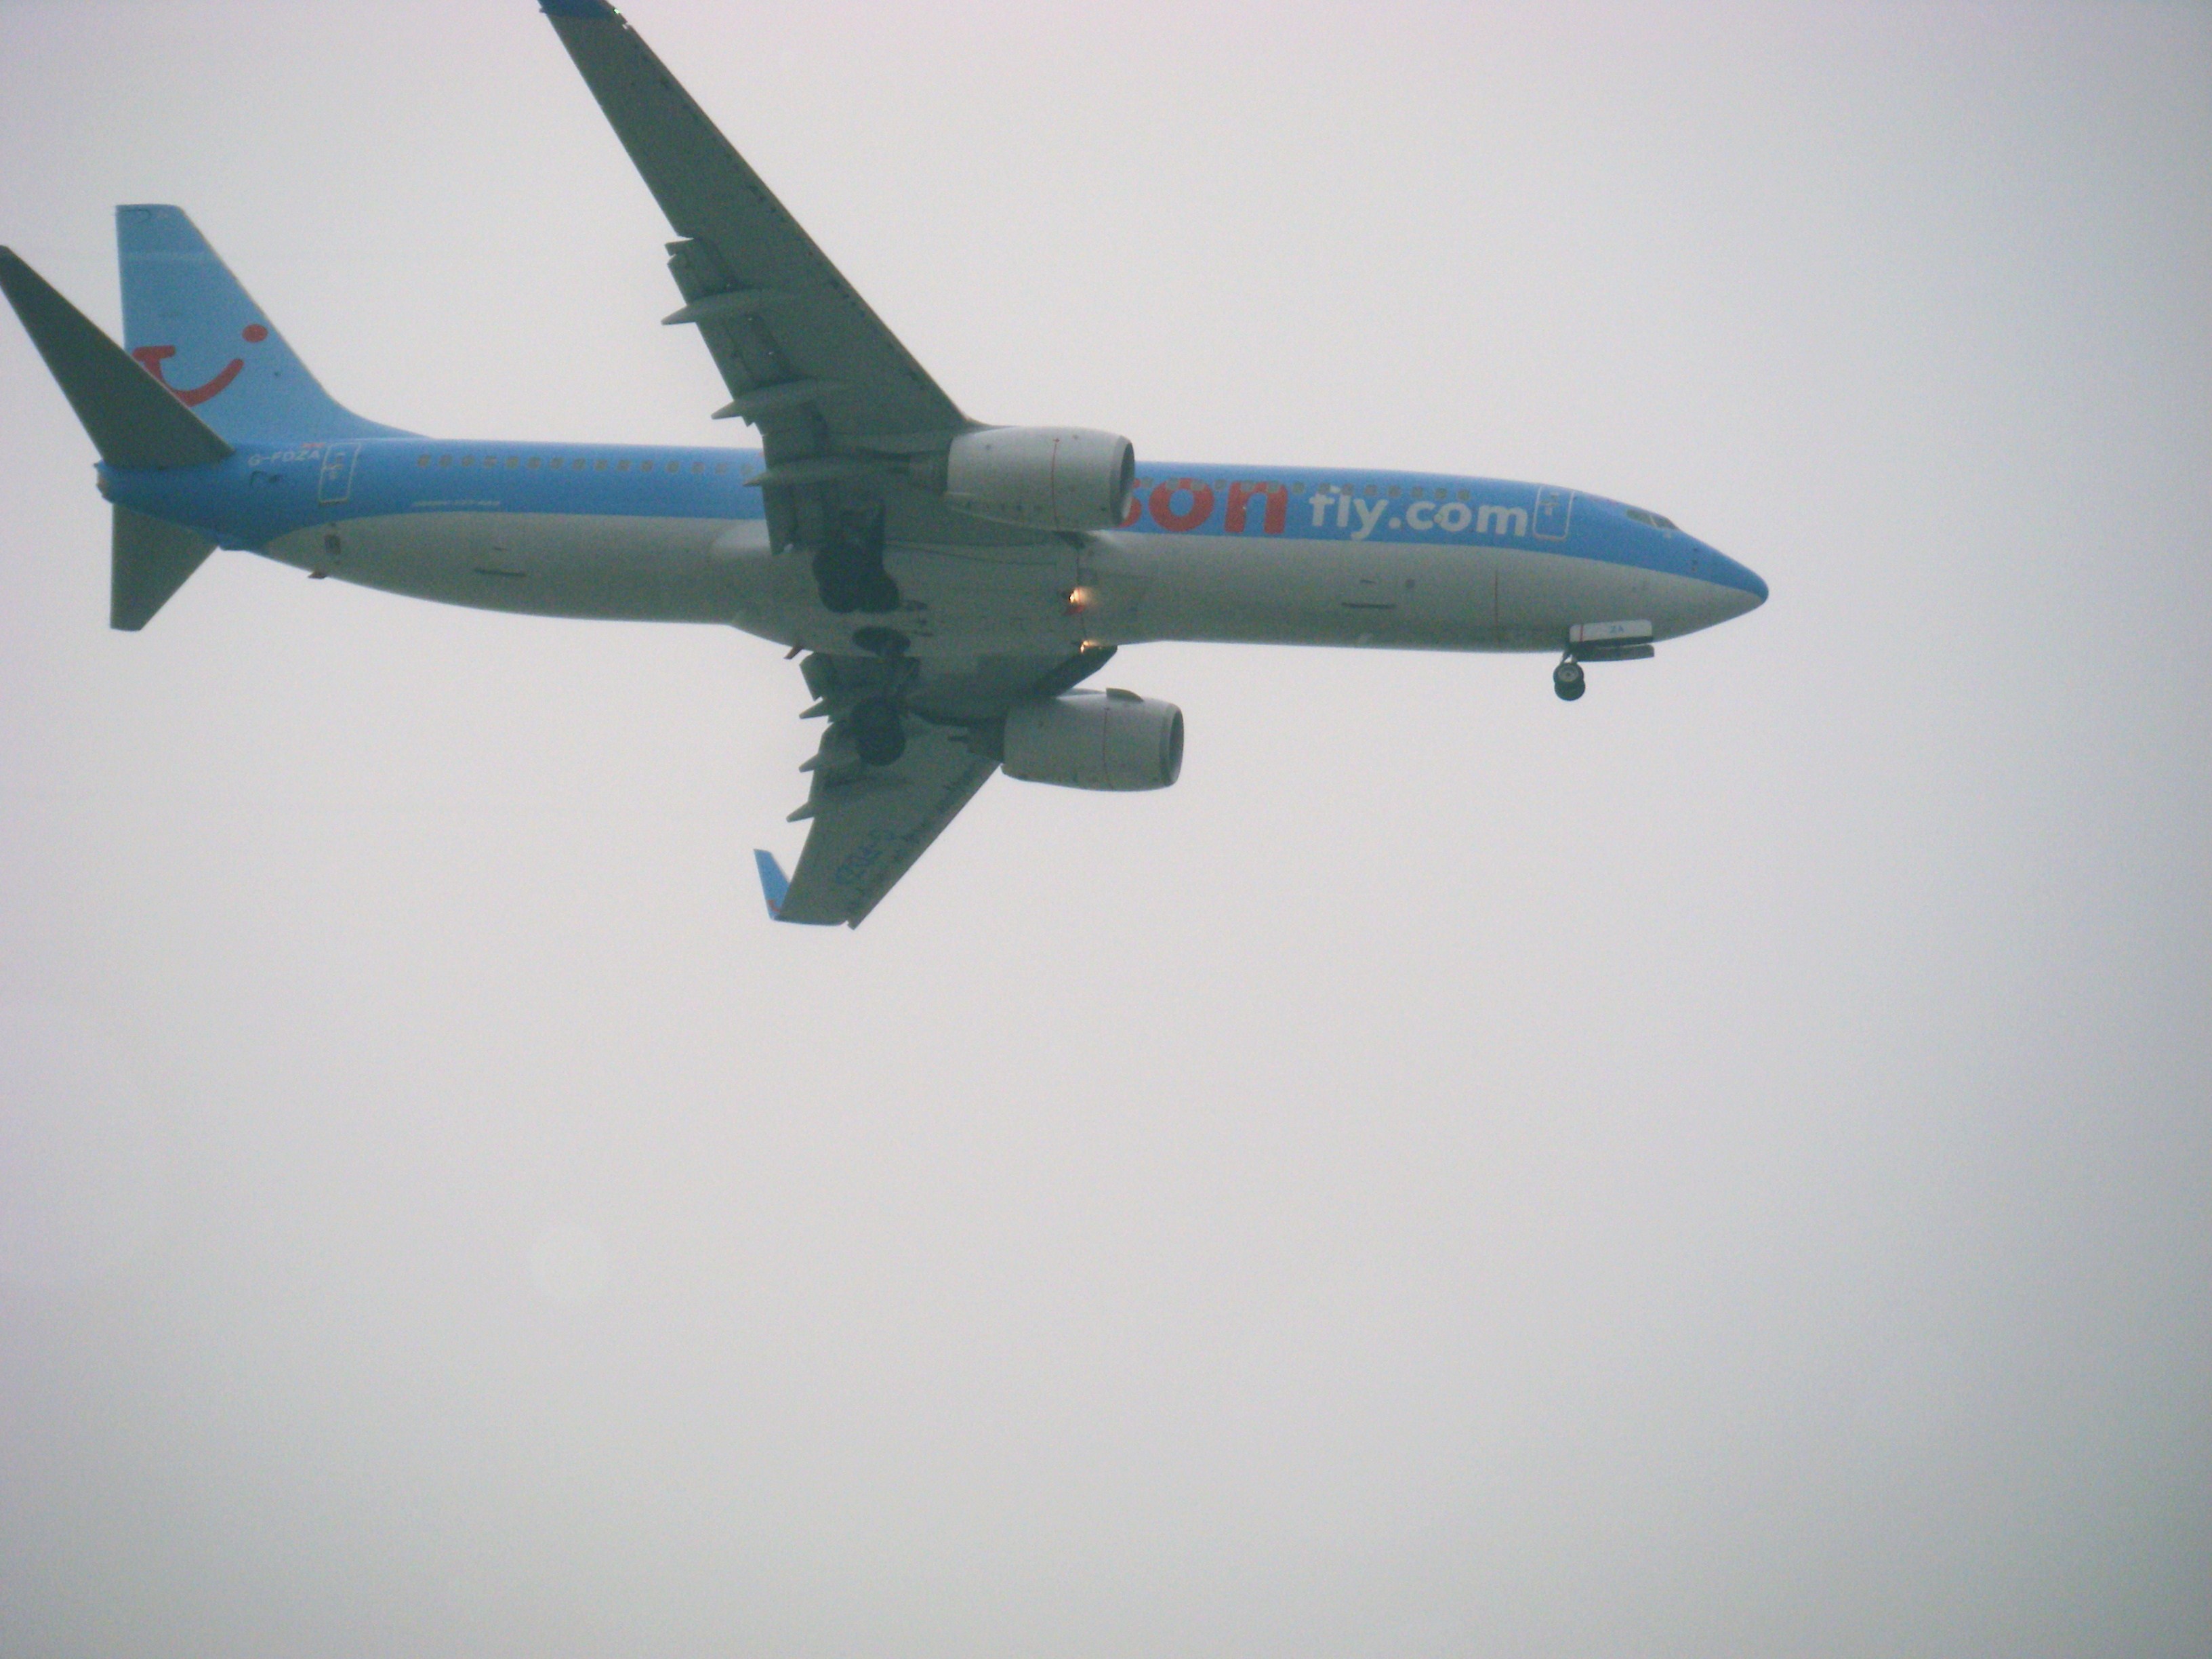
[541,0,966,457]
[758,645,1115,927]
[764,721,996,927]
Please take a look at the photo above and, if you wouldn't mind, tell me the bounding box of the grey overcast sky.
[2,3,2207,1656]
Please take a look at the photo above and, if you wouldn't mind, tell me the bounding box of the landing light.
[1065,585,1095,615]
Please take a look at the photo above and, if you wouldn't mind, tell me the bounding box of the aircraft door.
[1532,485,1574,540]
[316,443,359,506]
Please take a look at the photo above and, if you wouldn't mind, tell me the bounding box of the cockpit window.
[1623,505,1679,531]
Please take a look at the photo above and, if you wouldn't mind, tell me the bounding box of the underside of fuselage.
[259,508,1759,658]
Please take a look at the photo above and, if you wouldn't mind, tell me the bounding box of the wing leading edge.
[539,0,966,455]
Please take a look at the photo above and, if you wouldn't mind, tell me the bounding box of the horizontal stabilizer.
[0,247,232,470]
[112,506,215,631]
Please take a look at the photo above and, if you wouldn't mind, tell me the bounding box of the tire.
[857,569,902,614]
[848,699,907,766]
[1553,661,1586,701]
[813,525,901,615]
[812,547,863,614]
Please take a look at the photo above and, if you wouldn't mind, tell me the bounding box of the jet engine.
[942,426,1136,532]
[1002,689,1183,791]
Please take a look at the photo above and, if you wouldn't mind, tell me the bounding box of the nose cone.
[1702,544,1767,617]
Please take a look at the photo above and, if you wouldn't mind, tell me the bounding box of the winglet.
[753,849,792,920]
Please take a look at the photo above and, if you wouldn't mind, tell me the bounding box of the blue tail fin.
[117,205,410,444]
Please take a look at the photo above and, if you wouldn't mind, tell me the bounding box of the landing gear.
[846,696,907,766]
[1553,658,1586,701]
[812,504,901,615]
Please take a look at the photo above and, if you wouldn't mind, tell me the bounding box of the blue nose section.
[1705,546,1767,608]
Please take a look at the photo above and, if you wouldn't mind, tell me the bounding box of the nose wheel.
[1553,658,1586,701]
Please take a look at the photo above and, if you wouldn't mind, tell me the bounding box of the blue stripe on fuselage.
[97,438,1760,597]
[104,438,768,550]
[1122,464,1758,594]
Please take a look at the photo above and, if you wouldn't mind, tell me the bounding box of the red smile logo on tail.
[132,322,266,407]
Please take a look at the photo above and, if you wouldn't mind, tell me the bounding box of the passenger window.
[617,459,630,472]
[668,459,680,473]
[439,454,452,466]
[417,454,430,467]
[461,455,475,467]
[713,462,727,474]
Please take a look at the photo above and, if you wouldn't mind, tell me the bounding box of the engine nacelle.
[1002,689,1183,792]
[942,426,1136,533]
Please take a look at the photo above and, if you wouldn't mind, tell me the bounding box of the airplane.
[0,0,1767,928]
